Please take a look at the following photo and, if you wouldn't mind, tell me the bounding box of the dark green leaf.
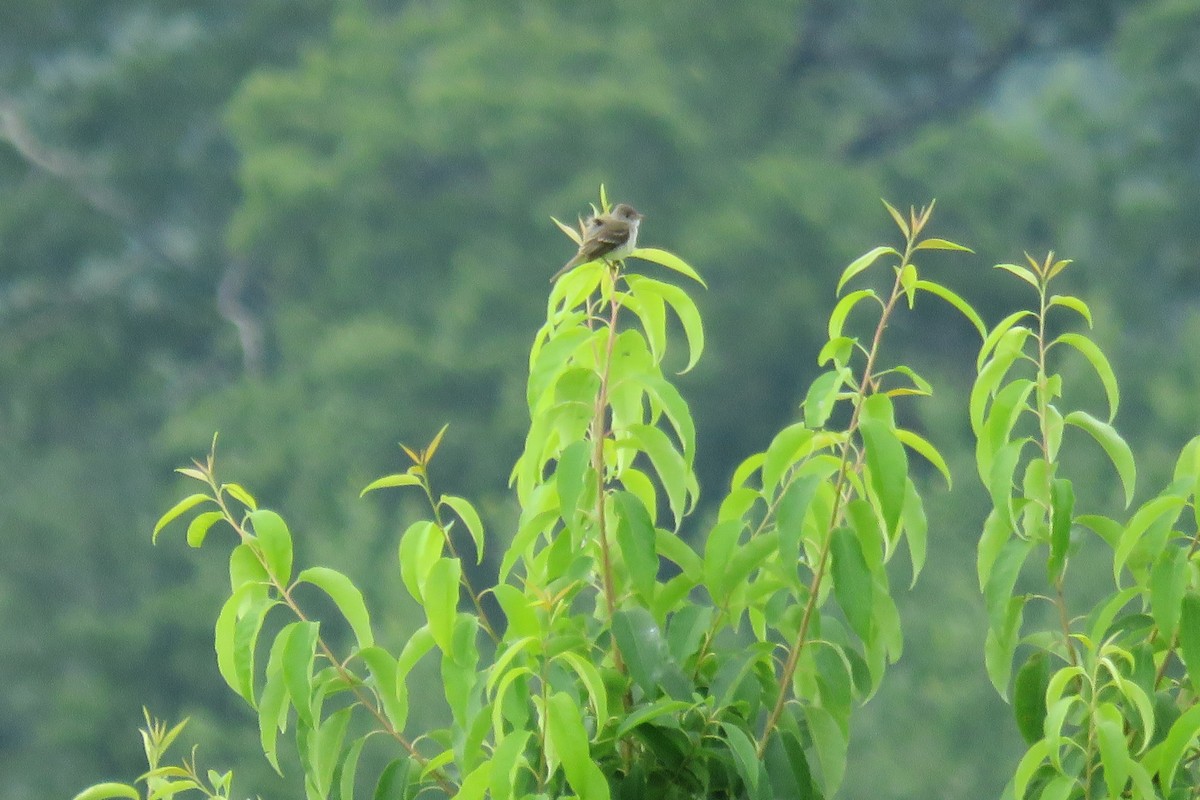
[830,526,873,640]
[614,491,659,603]
[1013,651,1050,745]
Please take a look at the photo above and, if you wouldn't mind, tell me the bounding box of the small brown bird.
[550,203,644,282]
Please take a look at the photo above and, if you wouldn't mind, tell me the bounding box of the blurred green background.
[2,1,1198,798]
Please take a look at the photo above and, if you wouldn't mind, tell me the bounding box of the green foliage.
[972,253,1200,798]
[76,198,978,798]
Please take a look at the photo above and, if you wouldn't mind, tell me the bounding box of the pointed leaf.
[631,247,706,287]
[836,246,898,295]
[1052,333,1120,421]
[298,566,374,650]
[1064,411,1135,506]
[441,495,485,564]
[153,493,212,542]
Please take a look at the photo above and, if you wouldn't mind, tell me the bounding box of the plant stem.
[207,477,458,795]
[757,239,910,756]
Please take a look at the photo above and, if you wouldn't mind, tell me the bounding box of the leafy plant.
[74,195,978,800]
[972,253,1200,798]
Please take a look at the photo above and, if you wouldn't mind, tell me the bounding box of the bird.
[550,203,644,282]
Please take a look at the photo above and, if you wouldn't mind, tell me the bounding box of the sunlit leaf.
[1052,332,1120,421]
[250,509,293,585]
[914,279,986,339]
[441,495,485,564]
[153,493,212,542]
[298,566,374,650]
[360,473,423,497]
[631,247,706,287]
[836,246,898,295]
[1064,411,1135,507]
[827,289,879,341]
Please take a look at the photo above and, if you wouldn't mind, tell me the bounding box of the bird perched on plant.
[550,203,644,282]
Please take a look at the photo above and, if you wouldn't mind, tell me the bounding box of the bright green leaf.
[836,246,898,295]
[153,493,212,543]
[441,495,485,564]
[298,566,374,650]
[250,509,293,585]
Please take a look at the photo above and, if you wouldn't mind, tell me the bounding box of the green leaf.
[372,758,413,800]
[971,327,1033,435]
[985,538,1034,632]
[913,279,986,339]
[763,730,813,800]
[547,692,611,800]
[624,275,705,374]
[611,607,670,698]
[153,493,212,542]
[614,491,659,603]
[258,631,292,774]
[985,597,1026,698]
[1063,410,1136,506]
[901,480,928,586]
[1047,295,1093,327]
[623,286,667,363]
[455,759,494,800]
[827,289,878,341]
[804,369,848,429]
[976,311,1035,371]
[1180,593,1200,694]
[1012,651,1050,745]
[360,472,422,496]
[830,526,873,640]
[613,697,693,738]
[1047,479,1074,582]
[1150,547,1188,642]
[1051,332,1120,421]
[359,646,406,731]
[894,428,951,489]
[1010,739,1053,800]
[631,246,706,287]
[185,510,224,548]
[859,395,908,536]
[720,722,762,793]
[914,237,974,253]
[703,519,745,601]
[836,246,898,295]
[398,520,443,603]
[489,731,531,800]
[553,651,610,728]
[817,336,857,368]
[1096,702,1129,799]
[250,509,293,585]
[527,327,594,410]
[762,422,814,493]
[805,704,847,796]
[882,199,909,237]
[298,566,374,650]
[995,261,1040,289]
[339,735,369,800]
[214,583,275,704]
[312,706,353,797]
[621,423,691,527]
[70,785,141,800]
[1158,703,1200,790]
[440,495,485,563]
[424,558,462,653]
[223,483,257,510]
[282,621,319,727]
[776,474,822,565]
